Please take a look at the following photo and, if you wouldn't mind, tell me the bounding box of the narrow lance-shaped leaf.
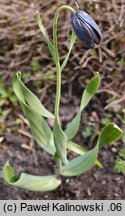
[80,72,101,111]
[13,72,54,118]
[23,106,56,155]
[61,31,76,72]
[98,123,123,148]
[67,141,103,168]
[53,118,68,164]
[62,122,122,176]
[3,161,61,192]
[13,72,56,155]
[62,145,98,176]
[65,73,101,141]
[36,11,55,59]
[65,112,81,142]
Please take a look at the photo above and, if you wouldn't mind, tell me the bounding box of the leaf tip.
[36,10,39,16]
[98,122,123,148]
[113,123,122,132]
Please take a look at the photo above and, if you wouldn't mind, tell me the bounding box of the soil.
[0,132,125,200]
[0,84,125,200]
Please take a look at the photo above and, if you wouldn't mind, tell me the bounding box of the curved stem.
[53,5,76,123]
[53,6,76,171]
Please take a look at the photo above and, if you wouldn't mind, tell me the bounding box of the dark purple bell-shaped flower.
[71,10,102,48]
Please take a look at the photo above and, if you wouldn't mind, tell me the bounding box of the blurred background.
[0,0,125,199]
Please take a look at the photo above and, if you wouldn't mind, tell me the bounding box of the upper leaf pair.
[36,11,76,71]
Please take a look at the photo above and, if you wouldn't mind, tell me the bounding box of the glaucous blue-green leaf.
[62,145,98,176]
[67,141,103,168]
[63,122,122,176]
[13,72,56,155]
[98,123,123,148]
[53,118,68,164]
[65,112,81,141]
[80,72,100,111]
[65,73,100,141]
[3,161,61,192]
[36,11,55,59]
[67,141,87,155]
[61,31,76,72]
[23,106,55,155]
[13,72,54,118]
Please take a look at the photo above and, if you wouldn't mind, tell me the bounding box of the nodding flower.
[71,10,102,48]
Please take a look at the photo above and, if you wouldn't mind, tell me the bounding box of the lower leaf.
[62,122,122,176]
[3,161,61,192]
[67,141,103,168]
[62,145,98,176]
[53,118,68,164]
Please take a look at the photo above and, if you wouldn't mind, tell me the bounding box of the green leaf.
[61,31,76,72]
[98,123,123,148]
[36,11,55,59]
[62,145,98,176]
[13,72,54,118]
[53,118,68,164]
[13,72,56,155]
[67,141,103,168]
[65,73,100,141]
[24,106,55,154]
[67,141,87,155]
[80,72,101,111]
[62,122,122,176]
[3,161,61,192]
[65,112,81,141]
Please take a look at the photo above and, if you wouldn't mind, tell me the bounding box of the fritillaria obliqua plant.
[3,5,122,192]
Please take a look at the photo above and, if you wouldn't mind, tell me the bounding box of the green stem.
[53,6,76,171]
[53,5,76,123]
[56,158,62,174]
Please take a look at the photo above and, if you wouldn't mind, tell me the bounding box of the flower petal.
[76,10,102,41]
[71,14,94,48]
[71,10,102,48]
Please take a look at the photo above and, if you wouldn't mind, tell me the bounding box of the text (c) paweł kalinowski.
[20,202,104,212]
